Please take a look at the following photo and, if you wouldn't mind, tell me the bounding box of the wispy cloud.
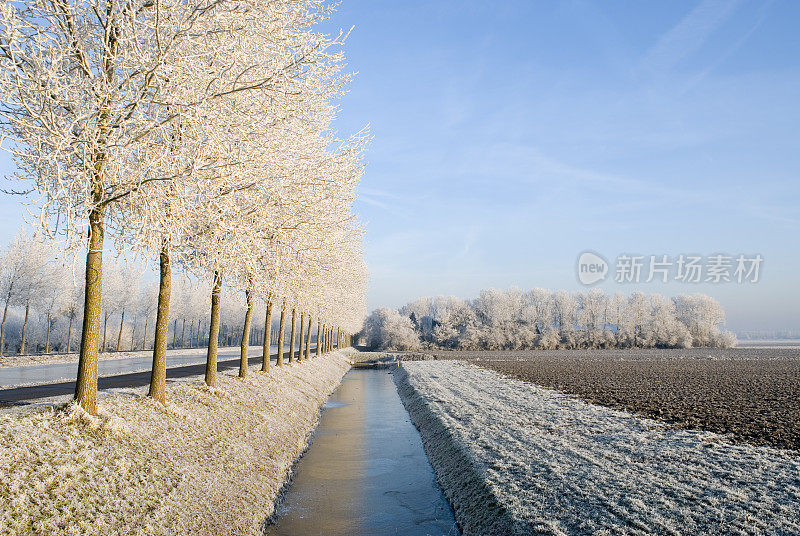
[642,0,743,76]
[356,186,430,220]
[679,0,773,94]
[357,194,390,210]
[358,187,405,200]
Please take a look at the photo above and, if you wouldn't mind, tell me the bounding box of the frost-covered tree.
[626,291,651,348]
[673,294,733,347]
[471,288,528,349]
[525,287,553,337]
[135,281,157,351]
[38,261,70,354]
[578,289,606,348]
[99,260,126,352]
[62,272,84,354]
[430,297,477,349]
[647,294,691,348]
[0,232,53,355]
[606,292,627,347]
[363,308,419,351]
[0,231,48,354]
[552,291,578,347]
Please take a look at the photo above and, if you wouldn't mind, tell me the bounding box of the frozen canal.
[267,368,459,536]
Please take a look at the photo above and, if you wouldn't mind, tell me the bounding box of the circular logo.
[576,251,608,285]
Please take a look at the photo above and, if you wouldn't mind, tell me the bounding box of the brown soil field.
[432,348,800,451]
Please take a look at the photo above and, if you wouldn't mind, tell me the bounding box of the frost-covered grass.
[0,350,352,536]
[396,360,800,536]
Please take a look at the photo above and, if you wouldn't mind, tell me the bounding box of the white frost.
[396,360,800,536]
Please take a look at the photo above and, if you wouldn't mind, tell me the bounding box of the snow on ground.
[0,350,353,536]
[395,360,800,536]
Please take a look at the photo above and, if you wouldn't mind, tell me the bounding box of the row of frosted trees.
[0,0,368,414]
[363,288,736,351]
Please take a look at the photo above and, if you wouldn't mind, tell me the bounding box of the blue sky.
[316,0,800,332]
[0,0,798,332]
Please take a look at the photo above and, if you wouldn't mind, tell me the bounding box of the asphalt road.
[0,345,280,388]
[0,346,319,405]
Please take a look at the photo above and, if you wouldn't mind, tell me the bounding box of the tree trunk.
[45,313,52,354]
[67,313,74,354]
[19,300,30,355]
[276,303,286,367]
[204,271,222,387]
[317,322,323,356]
[116,308,125,351]
[288,308,296,364]
[149,242,171,404]
[0,285,13,357]
[102,311,108,352]
[172,318,177,349]
[75,207,104,415]
[189,319,194,349]
[304,314,312,360]
[0,307,6,357]
[239,288,253,378]
[262,299,272,371]
[130,319,136,351]
[298,312,305,362]
[142,317,148,350]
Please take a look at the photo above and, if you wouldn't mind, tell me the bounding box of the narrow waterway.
[267,368,459,536]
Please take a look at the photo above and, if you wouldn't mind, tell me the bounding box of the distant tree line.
[362,288,737,351]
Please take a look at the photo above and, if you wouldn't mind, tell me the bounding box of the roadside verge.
[0,351,353,536]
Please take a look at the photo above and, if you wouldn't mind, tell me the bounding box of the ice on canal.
[266,368,459,536]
